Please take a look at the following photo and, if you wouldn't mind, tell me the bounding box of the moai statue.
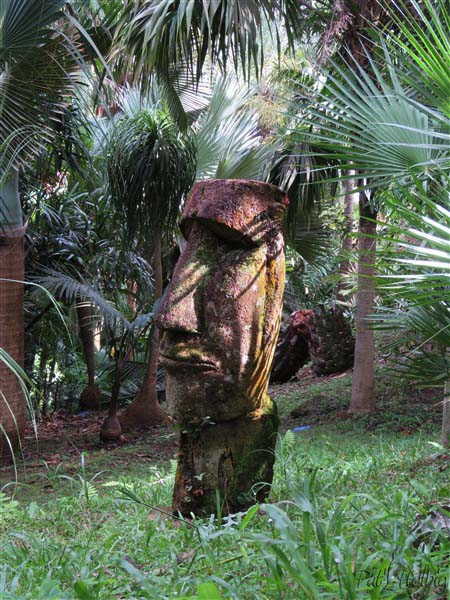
[158,179,287,516]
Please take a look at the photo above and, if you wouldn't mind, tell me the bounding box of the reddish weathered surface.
[180,179,288,248]
[0,227,26,460]
[158,179,287,515]
[270,309,314,383]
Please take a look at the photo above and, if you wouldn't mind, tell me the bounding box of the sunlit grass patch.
[1,416,448,599]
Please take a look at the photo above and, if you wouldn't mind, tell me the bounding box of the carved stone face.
[158,179,287,424]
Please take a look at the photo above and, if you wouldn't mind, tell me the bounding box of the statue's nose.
[157,245,204,334]
[157,278,201,334]
[157,222,220,335]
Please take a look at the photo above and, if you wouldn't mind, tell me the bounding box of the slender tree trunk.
[124,281,138,362]
[77,300,102,410]
[100,359,123,442]
[332,1,393,415]
[337,172,357,301]
[442,350,450,448]
[77,301,96,385]
[119,232,169,429]
[349,192,377,414]
[0,171,26,460]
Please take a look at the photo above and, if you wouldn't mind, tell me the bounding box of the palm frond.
[373,183,450,386]
[25,188,155,308]
[112,0,301,86]
[297,61,448,187]
[376,188,450,300]
[0,0,66,48]
[106,101,196,242]
[386,0,450,118]
[289,206,334,266]
[34,268,133,332]
[194,77,274,181]
[268,134,339,235]
[0,0,81,171]
[115,73,211,132]
[389,348,449,387]
[288,0,450,191]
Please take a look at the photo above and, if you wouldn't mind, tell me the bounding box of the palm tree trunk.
[0,171,26,459]
[442,351,450,448]
[343,3,391,415]
[349,192,377,414]
[77,300,102,410]
[123,281,137,362]
[77,301,96,385]
[119,232,168,429]
[337,172,357,301]
[100,359,123,442]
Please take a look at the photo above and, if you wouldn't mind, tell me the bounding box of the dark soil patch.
[0,410,178,484]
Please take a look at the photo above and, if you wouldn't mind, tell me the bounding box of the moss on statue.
[157,180,287,517]
[173,396,279,516]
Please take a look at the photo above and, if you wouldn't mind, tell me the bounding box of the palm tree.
[373,192,450,446]
[0,0,78,458]
[105,94,196,430]
[296,0,449,413]
[112,1,301,89]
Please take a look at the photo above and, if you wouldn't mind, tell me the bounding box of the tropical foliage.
[0,0,449,595]
[283,0,449,416]
[0,0,79,176]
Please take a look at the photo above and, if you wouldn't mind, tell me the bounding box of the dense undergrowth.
[1,371,449,599]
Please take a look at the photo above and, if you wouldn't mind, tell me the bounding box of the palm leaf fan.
[194,77,274,182]
[0,0,80,173]
[113,0,302,86]
[292,11,449,191]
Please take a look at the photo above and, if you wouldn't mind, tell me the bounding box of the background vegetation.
[0,0,448,597]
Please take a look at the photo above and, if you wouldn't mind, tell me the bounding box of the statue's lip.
[159,354,218,371]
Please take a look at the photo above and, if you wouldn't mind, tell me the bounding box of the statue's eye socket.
[204,222,256,249]
[181,218,257,250]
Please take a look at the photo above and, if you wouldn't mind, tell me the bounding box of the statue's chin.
[165,369,256,424]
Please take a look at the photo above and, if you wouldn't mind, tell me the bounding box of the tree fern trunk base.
[100,415,123,442]
[119,390,169,430]
[80,383,102,411]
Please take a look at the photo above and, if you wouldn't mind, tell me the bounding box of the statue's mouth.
[159,332,219,371]
[159,354,218,371]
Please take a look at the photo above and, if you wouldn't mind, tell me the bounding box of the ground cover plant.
[1,368,448,599]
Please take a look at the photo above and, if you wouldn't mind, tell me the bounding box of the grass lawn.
[1,368,449,599]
